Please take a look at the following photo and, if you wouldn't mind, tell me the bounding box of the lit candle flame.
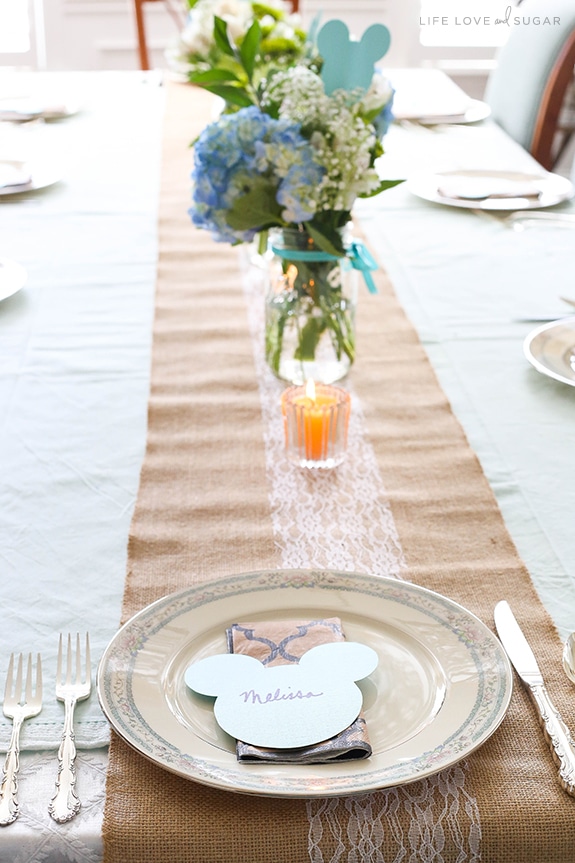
[286,264,298,290]
[305,378,316,402]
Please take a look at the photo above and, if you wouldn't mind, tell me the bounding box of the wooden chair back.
[133,0,184,71]
[485,0,575,170]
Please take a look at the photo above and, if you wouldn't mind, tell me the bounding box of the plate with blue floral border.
[97,569,512,797]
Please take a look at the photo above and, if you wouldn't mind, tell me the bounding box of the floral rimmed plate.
[524,318,575,386]
[97,570,512,798]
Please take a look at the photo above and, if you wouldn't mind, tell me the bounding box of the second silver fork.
[49,633,91,823]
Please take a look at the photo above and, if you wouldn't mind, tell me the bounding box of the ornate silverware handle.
[49,697,81,823]
[0,715,24,826]
[529,683,575,796]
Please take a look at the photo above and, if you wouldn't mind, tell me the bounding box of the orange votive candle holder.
[281,380,351,469]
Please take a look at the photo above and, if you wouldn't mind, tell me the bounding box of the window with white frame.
[0,0,31,52]
[0,0,45,68]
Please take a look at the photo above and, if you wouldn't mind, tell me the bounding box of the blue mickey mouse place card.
[318,20,391,94]
[184,641,379,749]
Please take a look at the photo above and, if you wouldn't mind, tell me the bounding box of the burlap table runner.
[102,80,575,862]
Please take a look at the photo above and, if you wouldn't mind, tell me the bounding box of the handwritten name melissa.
[240,688,324,705]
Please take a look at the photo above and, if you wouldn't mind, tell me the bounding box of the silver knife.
[494,600,575,796]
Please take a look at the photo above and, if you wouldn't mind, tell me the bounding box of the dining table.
[1,65,575,863]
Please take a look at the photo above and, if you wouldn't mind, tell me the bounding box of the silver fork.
[49,633,91,823]
[0,653,43,826]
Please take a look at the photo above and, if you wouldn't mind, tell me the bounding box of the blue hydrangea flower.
[373,89,395,140]
[189,106,325,244]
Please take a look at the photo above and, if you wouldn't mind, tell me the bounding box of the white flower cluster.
[261,66,386,212]
[359,72,394,116]
[167,0,302,74]
[193,0,251,50]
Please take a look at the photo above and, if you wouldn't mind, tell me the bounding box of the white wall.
[43,0,180,70]
[17,0,490,99]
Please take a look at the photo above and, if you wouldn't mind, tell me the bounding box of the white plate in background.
[0,258,27,302]
[0,158,62,196]
[408,169,574,211]
[524,318,575,387]
[0,94,80,122]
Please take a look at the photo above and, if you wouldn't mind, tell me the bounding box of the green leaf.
[304,221,346,257]
[197,83,255,107]
[188,68,242,84]
[363,106,385,124]
[251,2,283,22]
[213,16,235,57]
[265,308,286,374]
[257,229,269,256]
[226,177,284,231]
[295,317,326,362]
[239,20,262,79]
[260,36,300,55]
[359,178,405,199]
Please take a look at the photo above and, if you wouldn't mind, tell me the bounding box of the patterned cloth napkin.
[226,618,372,763]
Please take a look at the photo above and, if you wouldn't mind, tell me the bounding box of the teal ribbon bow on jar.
[270,239,379,294]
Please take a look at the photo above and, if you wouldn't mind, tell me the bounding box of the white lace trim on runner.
[306,762,481,863]
[243,260,406,578]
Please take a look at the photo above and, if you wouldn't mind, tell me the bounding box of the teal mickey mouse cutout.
[317,20,391,95]
[185,642,379,749]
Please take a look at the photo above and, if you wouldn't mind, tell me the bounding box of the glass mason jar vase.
[264,227,359,385]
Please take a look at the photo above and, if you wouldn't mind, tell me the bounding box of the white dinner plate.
[97,569,512,798]
[408,169,574,211]
[408,99,491,126]
[0,94,79,122]
[0,159,62,196]
[0,257,27,302]
[524,318,575,387]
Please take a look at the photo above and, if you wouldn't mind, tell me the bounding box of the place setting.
[407,168,574,211]
[388,67,491,127]
[0,78,81,123]
[0,83,70,197]
[0,156,62,196]
[97,569,514,797]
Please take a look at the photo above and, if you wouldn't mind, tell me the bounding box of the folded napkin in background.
[389,68,472,121]
[0,95,73,121]
[438,176,543,201]
[226,617,372,763]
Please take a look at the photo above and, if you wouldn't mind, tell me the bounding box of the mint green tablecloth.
[0,72,163,751]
